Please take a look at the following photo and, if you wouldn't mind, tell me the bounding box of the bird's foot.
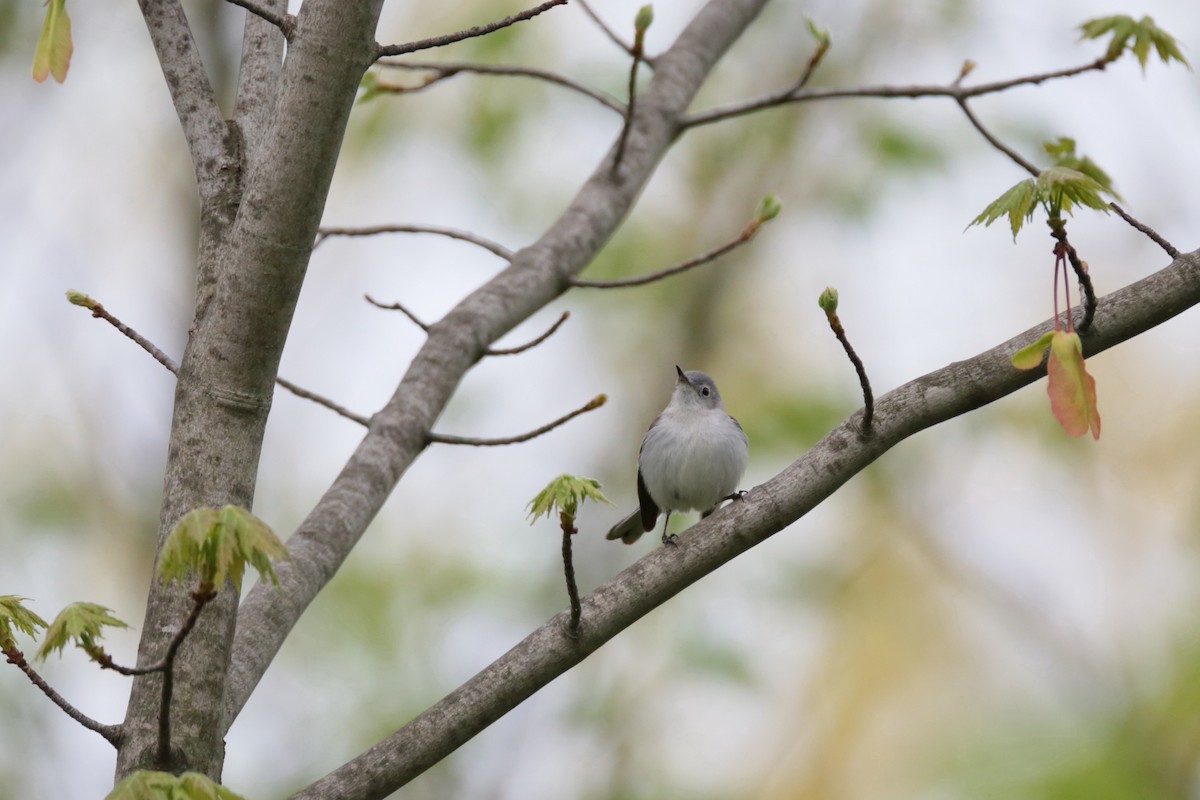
[662,533,679,547]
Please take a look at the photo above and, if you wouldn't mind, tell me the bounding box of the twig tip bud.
[818,286,839,313]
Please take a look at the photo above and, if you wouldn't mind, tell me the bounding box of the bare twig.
[572,219,764,288]
[67,292,180,374]
[429,394,606,446]
[364,294,430,331]
[561,516,582,637]
[315,224,514,260]
[366,296,570,358]
[375,0,568,60]
[820,289,874,432]
[577,0,654,66]
[682,56,1113,129]
[157,588,217,768]
[4,645,121,746]
[955,97,1039,177]
[223,0,295,39]
[1110,203,1180,259]
[611,11,650,178]
[378,60,624,113]
[68,292,369,425]
[276,378,370,427]
[487,311,571,356]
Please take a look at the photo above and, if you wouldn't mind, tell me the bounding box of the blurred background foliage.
[2,0,1200,798]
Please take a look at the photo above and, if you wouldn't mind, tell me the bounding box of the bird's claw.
[662,533,679,547]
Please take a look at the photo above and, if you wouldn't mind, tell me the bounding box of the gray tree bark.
[118,0,385,779]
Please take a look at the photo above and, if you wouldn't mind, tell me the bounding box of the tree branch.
[275,378,370,427]
[315,224,514,260]
[135,0,236,202]
[365,295,570,357]
[428,394,605,446]
[289,247,1200,799]
[223,0,773,738]
[955,97,1040,177]
[1111,203,1180,259]
[223,0,295,39]
[4,645,121,746]
[577,0,655,66]
[572,219,763,288]
[375,0,568,60]
[681,55,1113,129]
[375,59,625,113]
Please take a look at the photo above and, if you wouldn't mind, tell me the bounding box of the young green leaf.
[968,178,1037,240]
[107,770,246,800]
[1046,330,1101,439]
[1080,14,1191,70]
[35,602,130,660]
[158,505,288,591]
[1011,331,1056,370]
[0,596,49,649]
[528,474,611,523]
[1036,165,1112,216]
[31,0,73,84]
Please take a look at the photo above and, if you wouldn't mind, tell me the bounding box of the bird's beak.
[675,365,688,384]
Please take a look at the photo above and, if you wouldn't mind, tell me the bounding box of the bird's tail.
[605,509,645,545]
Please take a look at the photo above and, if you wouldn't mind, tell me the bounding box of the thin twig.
[69,292,370,426]
[375,0,567,60]
[1049,220,1098,334]
[572,221,761,288]
[560,516,582,637]
[223,0,295,39]
[486,311,571,356]
[366,296,570,358]
[821,298,874,432]
[428,394,606,446]
[4,645,121,746]
[157,588,216,768]
[276,378,370,427]
[577,0,654,66]
[1110,203,1180,259]
[89,647,162,676]
[955,97,1039,177]
[682,56,1112,129]
[378,60,624,113]
[364,294,430,331]
[610,34,646,178]
[68,293,180,374]
[315,224,514,260]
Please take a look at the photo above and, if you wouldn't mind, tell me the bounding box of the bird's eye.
[701,387,711,396]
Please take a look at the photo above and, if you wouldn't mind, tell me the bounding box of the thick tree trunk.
[116,0,385,780]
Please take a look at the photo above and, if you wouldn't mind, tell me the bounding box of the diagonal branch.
[275,378,370,427]
[577,0,655,66]
[376,59,625,113]
[572,220,763,288]
[428,394,605,446]
[224,0,774,740]
[375,0,568,60]
[289,247,1200,799]
[365,296,571,357]
[135,0,236,200]
[315,224,514,260]
[4,645,121,746]
[1111,203,1180,259]
[67,292,371,425]
[223,0,295,39]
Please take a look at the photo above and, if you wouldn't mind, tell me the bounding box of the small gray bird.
[606,366,748,545]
